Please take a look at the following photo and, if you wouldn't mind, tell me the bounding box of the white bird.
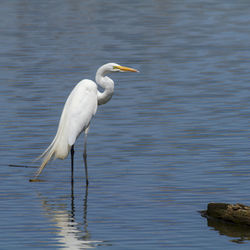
[30,63,138,184]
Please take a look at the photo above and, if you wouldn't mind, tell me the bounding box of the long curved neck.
[96,66,114,105]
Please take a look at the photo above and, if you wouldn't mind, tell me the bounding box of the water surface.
[1,1,250,249]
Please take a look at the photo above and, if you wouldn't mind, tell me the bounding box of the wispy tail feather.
[34,134,58,163]
[33,150,54,179]
[30,133,70,181]
[31,102,71,181]
[31,139,57,180]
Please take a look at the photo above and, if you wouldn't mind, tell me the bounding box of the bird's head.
[105,63,139,73]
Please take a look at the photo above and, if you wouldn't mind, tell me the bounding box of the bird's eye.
[113,66,118,69]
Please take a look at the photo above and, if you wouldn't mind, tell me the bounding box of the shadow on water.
[37,176,104,249]
[201,212,250,244]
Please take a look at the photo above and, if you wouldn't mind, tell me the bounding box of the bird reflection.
[38,176,100,249]
[71,170,89,236]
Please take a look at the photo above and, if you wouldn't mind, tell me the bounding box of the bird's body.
[31,63,138,183]
[40,80,98,160]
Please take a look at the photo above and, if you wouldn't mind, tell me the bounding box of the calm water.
[1,0,250,249]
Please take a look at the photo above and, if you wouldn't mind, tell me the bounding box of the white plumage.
[31,63,138,183]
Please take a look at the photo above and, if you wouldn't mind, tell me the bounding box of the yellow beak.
[116,65,139,72]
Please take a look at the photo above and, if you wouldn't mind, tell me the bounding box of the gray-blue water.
[1,0,250,249]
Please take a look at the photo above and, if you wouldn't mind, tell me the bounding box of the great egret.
[30,63,138,184]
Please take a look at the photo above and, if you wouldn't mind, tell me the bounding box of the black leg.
[71,145,74,180]
[83,134,89,186]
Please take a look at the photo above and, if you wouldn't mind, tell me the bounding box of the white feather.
[34,79,97,178]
